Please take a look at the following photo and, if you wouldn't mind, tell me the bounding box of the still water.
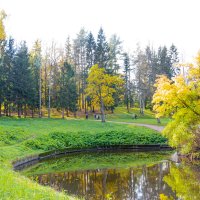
[20,151,200,200]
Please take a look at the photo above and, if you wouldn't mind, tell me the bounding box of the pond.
[19,151,200,200]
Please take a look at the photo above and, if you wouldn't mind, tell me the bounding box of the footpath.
[107,121,164,132]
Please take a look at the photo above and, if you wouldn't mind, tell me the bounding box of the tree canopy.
[86,64,123,122]
[153,53,200,154]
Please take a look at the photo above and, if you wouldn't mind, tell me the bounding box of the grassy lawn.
[0,117,167,200]
[90,107,171,125]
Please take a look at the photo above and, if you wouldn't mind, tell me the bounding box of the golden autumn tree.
[86,64,123,122]
[152,53,200,155]
[0,10,6,40]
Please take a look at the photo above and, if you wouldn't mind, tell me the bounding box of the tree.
[95,27,110,72]
[65,36,73,64]
[123,52,131,112]
[152,54,200,155]
[12,41,31,117]
[0,10,6,40]
[108,34,122,74]
[134,45,149,114]
[86,64,123,122]
[169,44,179,76]
[3,38,15,116]
[86,32,96,69]
[73,28,87,111]
[29,40,42,117]
[59,61,77,118]
[0,10,6,116]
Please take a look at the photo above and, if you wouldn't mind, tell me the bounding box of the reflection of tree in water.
[163,162,200,200]
[32,162,179,200]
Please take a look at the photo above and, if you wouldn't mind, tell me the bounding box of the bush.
[24,129,167,151]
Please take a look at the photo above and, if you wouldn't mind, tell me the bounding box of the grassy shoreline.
[0,118,167,200]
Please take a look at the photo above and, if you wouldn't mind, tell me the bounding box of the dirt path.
[107,121,164,132]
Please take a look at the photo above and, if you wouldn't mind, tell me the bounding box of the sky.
[1,0,200,62]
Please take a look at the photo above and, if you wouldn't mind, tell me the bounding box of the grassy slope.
[0,111,168,200]
[102,107,170,125]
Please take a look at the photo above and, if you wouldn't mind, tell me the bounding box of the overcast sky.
[1,0,200,62]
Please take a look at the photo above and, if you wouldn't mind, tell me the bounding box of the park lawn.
[103,107,170,125]
[0,117,167,200]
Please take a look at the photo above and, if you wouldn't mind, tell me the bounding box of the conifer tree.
[12,42,31,117]
[95,27,110,72]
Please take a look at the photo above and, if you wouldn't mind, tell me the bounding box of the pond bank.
[13,144,172,171]
[0,118,168,200]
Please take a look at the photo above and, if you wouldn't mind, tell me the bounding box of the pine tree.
[59,61,77,118]
[108,34,122,74]
[0,10,6,116]
[29,40,42,117]
[169,44,179,76]
[12,41,31,117]
[123,52,131,112]
[86,32,96,70]
[3,38,15,116]
[95,27,110,72]
[73,28,87,111]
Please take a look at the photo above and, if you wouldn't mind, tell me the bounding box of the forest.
[0,10,179,119]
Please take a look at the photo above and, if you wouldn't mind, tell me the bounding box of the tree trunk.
[24,104,27,118]
[66,108,69,117]
[31,109,34,118]
[4,102,8,116]
[126,99,130,113]
[62,108,64,119]
[100,97,105,122]
[48,85,51,118]
[84,97,87,114]
[8,103,11,116]
[0,103,1,117]
[39,67,42,118]
[139,95,144,115]
[18,104,21,118]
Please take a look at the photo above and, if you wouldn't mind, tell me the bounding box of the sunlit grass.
[0,112,168,200]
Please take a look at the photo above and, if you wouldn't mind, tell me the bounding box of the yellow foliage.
[159,194,173,200]
[0,10,6,40]
[86,64,123,108]
[152,54,200,154]
[163,163,200,200]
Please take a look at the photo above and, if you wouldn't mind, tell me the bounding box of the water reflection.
[32,162,177,200]
[163,162,200,200]
[22,152,200,200]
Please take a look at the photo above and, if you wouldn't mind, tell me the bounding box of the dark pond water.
[20,151,200,200]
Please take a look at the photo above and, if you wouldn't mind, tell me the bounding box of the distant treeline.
[0,27,179,118]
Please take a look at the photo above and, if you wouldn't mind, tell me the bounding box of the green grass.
[103,107,171,125]
[0,163,75,200]
[0,117,167,200]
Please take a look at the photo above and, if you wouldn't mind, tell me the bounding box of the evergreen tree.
[123,52,131,112]
[169,44,179,76]
[0,10,6,116]
[59,61,77,118]
[0,40,6,116]
[73,28,87,111]
[86,32,96,70]
[12,41,31,117]
[29,40,42,117]
[3,38,15,116]
[95,27,110,72]
[108,34,122,74]
[65,36,73,64]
